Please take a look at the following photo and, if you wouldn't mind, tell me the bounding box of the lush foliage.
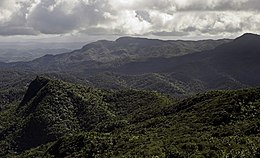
[0,77,259,157]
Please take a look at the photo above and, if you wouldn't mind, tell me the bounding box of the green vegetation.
[88,72,190,96]
[0,77,259,157]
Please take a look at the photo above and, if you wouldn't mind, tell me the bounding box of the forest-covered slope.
[0,77,172,157]
[0,77,259,157]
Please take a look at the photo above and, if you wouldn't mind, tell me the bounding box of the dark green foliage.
[1,77,172,156]
[87,72,191,96]
[0,77,259,157]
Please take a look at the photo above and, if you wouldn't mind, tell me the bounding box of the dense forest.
[0,34,260,157]
[0,77,259,157]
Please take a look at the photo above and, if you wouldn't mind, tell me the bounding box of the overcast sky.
[0,0,259,42]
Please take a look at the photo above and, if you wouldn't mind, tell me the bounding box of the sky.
[0,0,260,42]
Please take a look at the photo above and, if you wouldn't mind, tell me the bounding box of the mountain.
[4,37,230,72]
[109,33,260,90]
[47,36,230,64]
[0,77,172,156]
[2,33,260,96]
[74,33,260,95]
[0,36,232,96]
[0,70,92,111]
[0,77,259,157]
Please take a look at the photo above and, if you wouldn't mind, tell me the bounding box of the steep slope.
[13,77,115,152]
[16,86,260,158]
[0,77,172,156]
[0,70,93,111]
[210,33,260,86]
[0,71,34,111]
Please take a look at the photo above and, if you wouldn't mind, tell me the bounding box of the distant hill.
[73,33,260,95]
[0,77,259,157]
[2,34,260,96]
[5,37,230,72]
[110,33,260,91]
[0,36,232,95]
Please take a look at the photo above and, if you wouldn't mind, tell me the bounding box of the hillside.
[0,70,93,111]
[0,36,237,96]
[0,77,259,157]
[108,33,260,91]
[1,34,260,97]
[4,37,230,72]
[87,72,199,96]
[0,77,172,156]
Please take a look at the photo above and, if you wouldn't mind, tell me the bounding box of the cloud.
[26,0,79,34]
[0,0,20,22]
[152,31,188,36]
[0,26,39,36]
[135,10,152,23]
[0,0,259,37]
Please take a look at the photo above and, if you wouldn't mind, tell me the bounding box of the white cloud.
[0,0,259,38]
[0,0,20,22]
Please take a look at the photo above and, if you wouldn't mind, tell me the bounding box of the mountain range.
[0,33,260,157]
[2,33,259,96]
[3,37,230,71]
